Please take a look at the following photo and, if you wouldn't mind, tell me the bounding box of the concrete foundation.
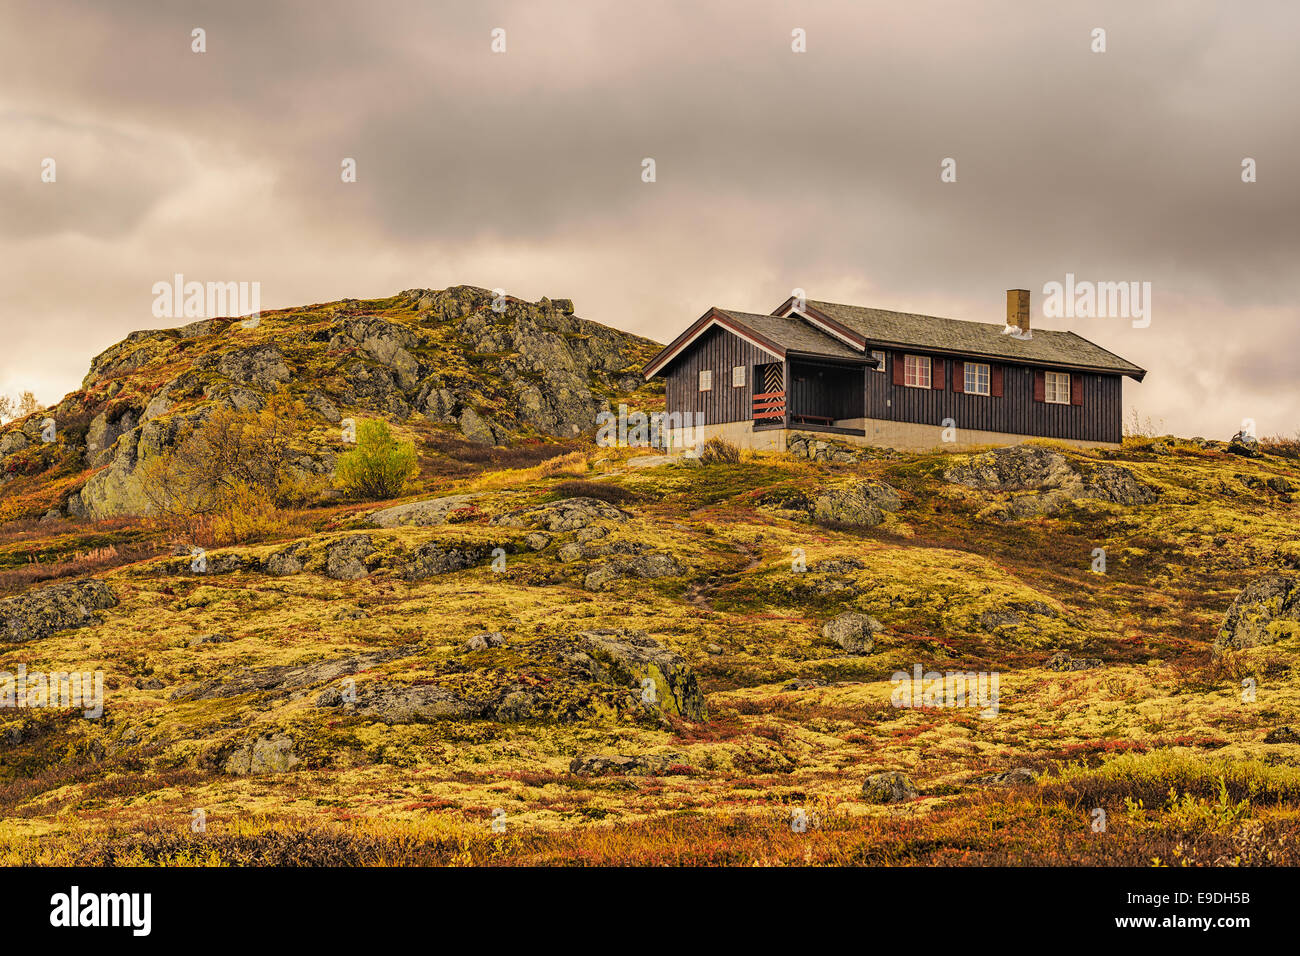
[666,417,1121,454]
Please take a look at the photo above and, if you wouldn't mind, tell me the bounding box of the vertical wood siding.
[664,328,1125,442]
[866,352,1123,443]
[663,325,775,425]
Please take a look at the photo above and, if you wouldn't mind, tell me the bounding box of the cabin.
[642,290,1146,452]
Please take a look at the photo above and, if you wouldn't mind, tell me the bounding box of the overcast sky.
[2,0,1296,437]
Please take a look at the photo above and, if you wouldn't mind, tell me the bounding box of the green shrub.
[335,419,418,500]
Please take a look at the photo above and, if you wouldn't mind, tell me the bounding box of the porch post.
[782,358,790,428]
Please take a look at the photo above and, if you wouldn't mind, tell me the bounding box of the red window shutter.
[1071,374,1083,406]
[932,358,945,390]
[1033,370,1046,402]
[892,353,905,386]
[952,361,965,393]
[990,365,1003,397]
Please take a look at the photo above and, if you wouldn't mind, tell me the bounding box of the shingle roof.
[715,309,865,361]
[805,299,1146,380]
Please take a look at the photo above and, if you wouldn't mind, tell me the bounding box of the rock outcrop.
[5,286,659,519]
[763,480,902,527]
[944,445,1158,518]
[822,612,883,654]
[0,579,119,644]
[492,496,631,532]
[1217,575,1300,650]
[579,629,707,721]
[861,772,917,804]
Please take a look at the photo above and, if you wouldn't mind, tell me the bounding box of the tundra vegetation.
[1,288,1299,866]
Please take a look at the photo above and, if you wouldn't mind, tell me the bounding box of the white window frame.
[1045,370,1070,404]
[964,362,991,396]
[903,354,931,388]
[731,365,746,388]
[870,350,886,373]
[698,369,712,392]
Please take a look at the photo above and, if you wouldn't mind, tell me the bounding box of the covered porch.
[751,357,867,436]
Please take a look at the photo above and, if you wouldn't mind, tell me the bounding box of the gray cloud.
[1,0,1297,435]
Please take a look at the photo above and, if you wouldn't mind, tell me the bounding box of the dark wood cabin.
[643,291,1146,448]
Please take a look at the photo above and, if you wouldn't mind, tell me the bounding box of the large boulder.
[1217,575,1300,650]
[945,445,1157,517]
[317,683,484,722]
[945,445,1077,491]
[217,345,291,388]
[324,534,375,580]
[405,543,491,580]
[0,579,118,644]
[861,772,917,804]
[224,734,301,775]
[822,612,883,654]
[812,481,901,526]
[579,629,707,721]
[583,552,683,590]
[764,480,901,527]
[493,497,630,532]
[367,494,483,528]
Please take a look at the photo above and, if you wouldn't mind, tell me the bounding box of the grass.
[2,307,1299,864]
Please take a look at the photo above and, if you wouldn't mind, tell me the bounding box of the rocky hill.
[2,294,1300,866]
[0,287,662,520]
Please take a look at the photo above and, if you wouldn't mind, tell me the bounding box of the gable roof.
[643,307,867,378]
[786,298,1146,380]
[646,297,1147,382]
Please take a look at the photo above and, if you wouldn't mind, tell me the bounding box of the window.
[1045,371,1070,404]
[871,350,886,372]
[903,354,931,388]
[732,365,746,388]
[964,362,991,395]
[698,370,712,392]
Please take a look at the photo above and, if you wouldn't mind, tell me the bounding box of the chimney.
[1006,289,1030,332]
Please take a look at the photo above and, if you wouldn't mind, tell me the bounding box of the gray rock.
[973,767,1039,786]
[765,480,901,527]
[459,407,502,445]
[492,496,631,532]
[627,455,677,469]
[583,552,682,591]
[580,629,707,721]
[225,734,301,775]
[0,431,30,458]
[218,345,291,388]
[318,682,484,722]
[464,631,507,652]
[264,544,307,576]
[945,445,1158,517]
[324,534,374,580]
[822,612,883,654]
[1046,651,1101,671]
[1217,575,1300,650]
[557,542,585,563]
[861,772,917,804]
[0,579,119,644]
[172,646,418,702]
[569,754,677,776]
[367,494,482,528]
[524,533,551,551]
[1227,431,1261,458]
[406,543,489,579]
